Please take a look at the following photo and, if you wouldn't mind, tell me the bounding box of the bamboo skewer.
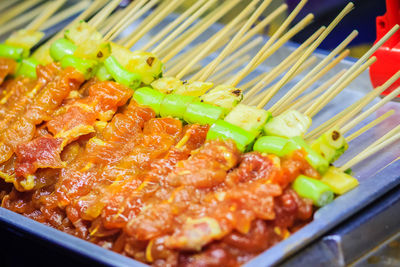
[0,1,19,14]
[0,0,42,26]
[370,125,400,147]
[141,0,208,51]
[305,71,400,140]
[124,0,185,47]
[117,0,171,44]
[238,4,288,47]
[89,0,121,28]
[210,56,251,84]
[256,3,355,109]
[242,26,325,100]
[290,69,347,111]
[165,37,228,77]
[26,0,66,32]
[269,30,358,113]
[172,35,259,80]
[165,27,239,77]
[173,0,257,80]
[158,1,242,58]
[40,1,91,31]
[304,24,400,117]
[345,110,395,142]
[102,0,148,41]
[0,4,43,36]
[193,0,272,82]
[165,20,247,77]
[151,0,216,54]
[230,0,309,87]
[161,0,240,63]
[193,4,288,78]
[305,89,386,140]
[305,56,377,118]
[100,8,125,34]
[115,0,162,43]
[340,128,400,171]
[247,56,318,106]
[119,0,175,46]
[192,5,287,81]
[40,0,108,48]
[341,86,400,133]
[209,37,263,80]
[248,13,315,75]
[271,49,351,115]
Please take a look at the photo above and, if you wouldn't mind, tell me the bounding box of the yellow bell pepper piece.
[320,166,359,195]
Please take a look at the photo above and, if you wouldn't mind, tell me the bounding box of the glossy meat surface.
[0,64,317,266]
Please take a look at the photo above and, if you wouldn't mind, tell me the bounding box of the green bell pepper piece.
[292,175,334,207]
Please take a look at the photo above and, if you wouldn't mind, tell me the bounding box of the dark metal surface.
[0,208,146,267]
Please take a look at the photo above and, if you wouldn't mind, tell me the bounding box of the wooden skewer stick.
[370,125,400,148]
[174,0,258,80]
[40,0,107,48]
[115,0,162,43]
[26,0,66,32]
[100,8,124,34]
[209,37,263,80]
[181,36,260,81]
[0,0,42,26]
[166,3,282,78]
[270,30,358,113]
[194,0,272,82]
[230,0,309,87]
[250,13,315,75]
[304,71,399,140]
[40,1,91,31]
[339,71,400,132]
[272,49,351,115]
[306,56,377,118]
[243,26,325,100]
[210,56,251,84]
[244,56,304,105]
[180,63,203,79]
[117,0,171,44]
[177,0,263,80]
[161,0,240,63]
[290,69,347,111]
[305,24,400,116]
[256,3,355,109]
[0,3,43,36]
[165,25,240,76]
[340,128,400,171]
[141,0,208,51]
[124,0,185,47]
[193,4,288,81]
[345,110,395,142]
[165,36,230,76]
[102,0,147,40]
[305,88,387,140]
[247,56,318,106]
[0,1,18,14]
[239,4,288,47]
[158,2,243,59]
[102,0,144,32]
[89,0,121,28]
[341,86,400,133]
[151,0,217,54]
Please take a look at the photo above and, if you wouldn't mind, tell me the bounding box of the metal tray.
[1,9,400,267]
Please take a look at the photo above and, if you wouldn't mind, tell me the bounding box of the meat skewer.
[0,1,399,266]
